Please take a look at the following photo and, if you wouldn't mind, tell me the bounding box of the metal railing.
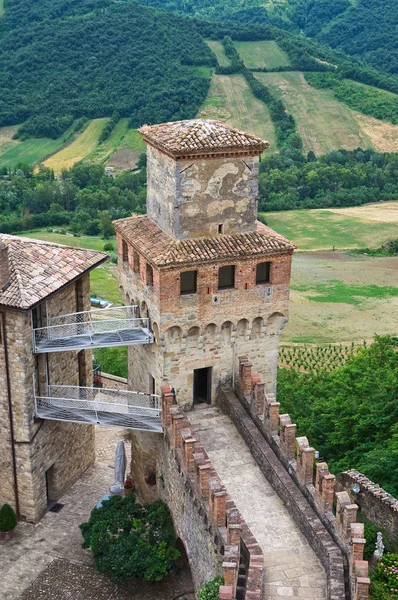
[34,384,162,433]
[33,305,153,353]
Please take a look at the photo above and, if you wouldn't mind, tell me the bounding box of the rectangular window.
[256,261,271,284]
[122,240,128,263]
[218,265,235,290]
[146,263,154,287]
[218,224,224,234]
[133,251,140,273]
[180,270,197,295]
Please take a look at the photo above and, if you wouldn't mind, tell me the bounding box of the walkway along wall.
[158,386,264,599]
[216,356,371,600]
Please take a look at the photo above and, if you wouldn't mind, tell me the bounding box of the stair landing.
[188,407,327,599]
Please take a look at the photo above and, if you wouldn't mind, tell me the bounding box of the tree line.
[0,161,147,236]
[258,148,398,211]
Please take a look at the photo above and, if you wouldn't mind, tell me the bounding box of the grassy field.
[235,40,291,69]
[205,40,231,67]
[84,119,130,164]
[0,123,76,169]
[199,74,277,152]
[90,265,123,305]
[0,0,4,16]
[18,230,115,252]
[283,252,398,343]
[255,71,372,155]
[262,201,398,251]
[44,118,108,173]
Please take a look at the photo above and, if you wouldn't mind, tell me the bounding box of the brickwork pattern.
[159,386,264,599]
[233,357,370,600]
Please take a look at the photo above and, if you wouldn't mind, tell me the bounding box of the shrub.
[80,495,180,583]
[375,554,398,598]
[103,242,114,252]
[0,503,17,532]
[198,577,224,600]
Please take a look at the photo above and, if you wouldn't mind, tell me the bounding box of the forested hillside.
[0,0,215,137]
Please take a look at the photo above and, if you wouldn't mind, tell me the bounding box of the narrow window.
[146,263,154,287]
[180,270,197,295]
[122,240,128,263]
[218,224,224,234]
[218,265,235,290]
[256,261,271,284]
[133,251,140,273]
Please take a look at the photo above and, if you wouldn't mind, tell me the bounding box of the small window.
[218,224,224,234]
[122,240,128,263]
[218,265,235,290]
[180,270,197,295]
[256,261,271,284]
[133,251,140,273]
[146,263,154,287]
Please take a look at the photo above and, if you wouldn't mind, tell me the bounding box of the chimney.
[0,240,10,291]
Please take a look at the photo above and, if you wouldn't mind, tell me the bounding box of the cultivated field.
[263,201,398,251]
[234,40,291,69]
[255,71,372,155]
[283,252,398,343]
[206,40,231,67]
[199,74,277,152]
[106,126,146,170]
[85,118,130,164]
[352,112,398,152]
[44,118,108,173]
[0,124,75,169]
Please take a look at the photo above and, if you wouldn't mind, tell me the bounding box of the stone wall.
[337,470,398,548]
[225,356,372,600]
[146,145,259,239]
[0,274,95,522]
[158,386,264,599]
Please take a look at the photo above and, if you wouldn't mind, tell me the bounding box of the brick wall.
[158,386,264,599]
[225,357,372,600]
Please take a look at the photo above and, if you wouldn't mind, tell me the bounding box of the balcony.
[33,305,153,353]
[34,384,162,432]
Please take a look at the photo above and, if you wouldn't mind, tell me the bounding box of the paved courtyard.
[0,426,194,600]
[189,407,328,599]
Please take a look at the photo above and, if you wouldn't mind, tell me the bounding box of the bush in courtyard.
[198,577,224,600]
[0,504,17,532]
[80,494,180,582]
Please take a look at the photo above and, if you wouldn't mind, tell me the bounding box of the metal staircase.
[33,305,153,353]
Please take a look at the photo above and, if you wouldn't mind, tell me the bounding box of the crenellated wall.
[158,385,264,599]
[227,356,371,600]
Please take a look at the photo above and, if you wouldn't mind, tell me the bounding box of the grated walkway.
[188,407,328,600]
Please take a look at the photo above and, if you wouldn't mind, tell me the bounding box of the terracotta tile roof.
[0,235,107,310]
[138,119,269,158]
[114,216,295,268]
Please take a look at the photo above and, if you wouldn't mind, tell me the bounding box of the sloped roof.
[0,234,107,310]
[114,216,294,268]
[138,119,269,158]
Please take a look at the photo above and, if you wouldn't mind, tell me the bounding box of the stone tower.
[115,119,295,409]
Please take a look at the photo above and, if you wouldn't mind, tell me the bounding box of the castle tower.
[115,119,295,409]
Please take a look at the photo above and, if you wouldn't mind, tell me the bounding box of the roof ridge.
[5,246,26,308]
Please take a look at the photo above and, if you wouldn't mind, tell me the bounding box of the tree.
[80,495,180,583]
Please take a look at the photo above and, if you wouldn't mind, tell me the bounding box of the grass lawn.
[0,123,77,169]
[283,252,398,343]
[119,127,146,152]
[90,265,123,305]
[205,40,231,67]
[199,74,277,152]
[44,119,108,173]
[256,71,372,155]
[262,201,398,251]
[18,230,115,252]
[235,40,291,69]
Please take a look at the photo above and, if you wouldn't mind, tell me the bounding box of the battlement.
[235,356,370,600]
[161,385,264,600]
